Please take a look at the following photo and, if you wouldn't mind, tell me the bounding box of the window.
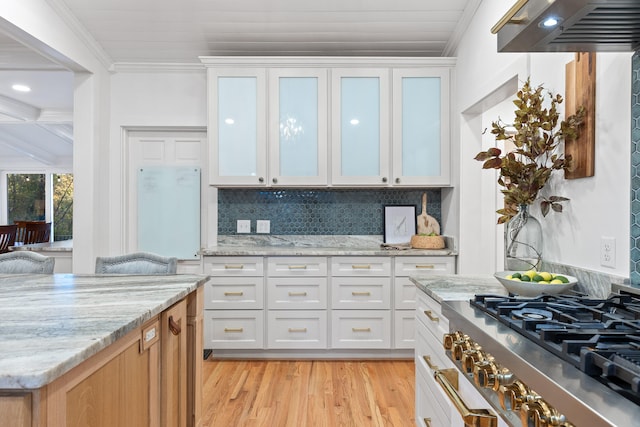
[6,173,73,241]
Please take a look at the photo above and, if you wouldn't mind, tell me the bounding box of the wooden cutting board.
[565,52,596,179]
[417,193,440,235]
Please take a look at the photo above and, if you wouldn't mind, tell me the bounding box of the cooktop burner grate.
[471,292,640,403]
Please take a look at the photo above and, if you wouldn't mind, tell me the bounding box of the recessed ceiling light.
[12,84,31,92]
[540,17,562,28]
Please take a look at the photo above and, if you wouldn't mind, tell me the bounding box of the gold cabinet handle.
[423,355,439,370]
[416,264,435,269]
[288,291,308,296]
[288,328,307,333]
[224,327,244,333]
[224,291,244,296]
[435,368,497,427]
[352,327,371,332]
[288,265,308,270]
[424,418,432,427]
[424,310,439,323]
[224,264,244,269]
[352,291,371,296]
[351,264,371,269]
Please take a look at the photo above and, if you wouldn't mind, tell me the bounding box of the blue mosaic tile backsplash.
[631,51,640,285]
[218,188,441,235]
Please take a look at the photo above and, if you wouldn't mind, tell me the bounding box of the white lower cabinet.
[203,254,455,356]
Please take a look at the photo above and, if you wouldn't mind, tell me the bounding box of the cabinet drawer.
[394,277,417,309]
[331,277,391,309]
[331,310,390,348]
[331,257,391,276]
[266,277,327,309]
[204,277,264,310]
[394,309,414,349]
[203,256,264,276]
[415,355,451,427]
[266,310,327,349]
[394,256,455,276]
[204,310,264,349]
[416,291,449,336]
[267,257,327,276]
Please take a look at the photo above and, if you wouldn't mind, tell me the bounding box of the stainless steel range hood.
[492,0,640,52]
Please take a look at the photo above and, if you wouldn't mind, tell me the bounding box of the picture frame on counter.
[383,205,416,244]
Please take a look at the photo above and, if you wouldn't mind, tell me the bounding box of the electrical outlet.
[600,237,616,268]
[237,220,251,234]
[256,220,270,234]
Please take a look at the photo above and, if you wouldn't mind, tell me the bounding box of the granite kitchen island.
[0,273,207,427]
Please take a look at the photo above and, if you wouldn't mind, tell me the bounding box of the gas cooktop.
[471,292,640,404]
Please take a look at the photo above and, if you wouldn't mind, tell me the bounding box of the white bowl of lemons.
[494,270,578,297]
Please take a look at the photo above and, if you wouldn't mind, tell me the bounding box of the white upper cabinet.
[208,68,267,186]
[331,68,390,186]
[392,68,450,186]
[269,69,328,186]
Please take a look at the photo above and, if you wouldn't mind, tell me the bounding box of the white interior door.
[126,129,207,258]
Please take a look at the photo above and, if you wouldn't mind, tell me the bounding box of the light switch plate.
[257,220,270,234]
[237,220,251,234]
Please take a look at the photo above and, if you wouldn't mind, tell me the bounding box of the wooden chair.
[0,251,55,274]
[23,222,51,244]
[14,221,45,244]
[0,225,17,253]
[95,252,178,274]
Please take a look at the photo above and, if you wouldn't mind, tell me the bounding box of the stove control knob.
[443,332,466,350]
[521,399,568,427]
[452,338,476,361]
[498,380,529,411]
[461,348,490,373]
[474,360,512,391]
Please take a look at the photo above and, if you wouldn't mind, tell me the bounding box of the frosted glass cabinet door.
[392,68,450,186]
[208,68,267,186]
[269,69,328,186]
[331,69,390,186]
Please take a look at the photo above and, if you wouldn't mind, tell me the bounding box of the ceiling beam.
[0,131,55,165]
[0,94,40,121]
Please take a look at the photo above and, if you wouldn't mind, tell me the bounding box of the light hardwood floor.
[202,359,415,427]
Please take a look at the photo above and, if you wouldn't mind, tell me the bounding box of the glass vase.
[504,204,542,271]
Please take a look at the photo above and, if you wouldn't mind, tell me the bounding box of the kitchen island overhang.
[0,273,207,427]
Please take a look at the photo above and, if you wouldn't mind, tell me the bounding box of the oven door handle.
[434,368,498,427]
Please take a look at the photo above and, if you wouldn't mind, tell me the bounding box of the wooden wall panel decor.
[565,52,596,179]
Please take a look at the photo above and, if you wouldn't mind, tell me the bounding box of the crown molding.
[109,62,206,73]
[444,0,483,57]
[199,56,456,68]
[46,0,114,70]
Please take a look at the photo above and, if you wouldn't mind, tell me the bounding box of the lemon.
[520,275,531,282]
[539,272,553,281]
[506,274,513,279]
[524,270,537,279]
[538,280,549,284]
[510,277,521,281]
[550,279,563,284]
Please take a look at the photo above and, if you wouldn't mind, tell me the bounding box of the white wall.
[108,69,209,254]
[454,0,632,278]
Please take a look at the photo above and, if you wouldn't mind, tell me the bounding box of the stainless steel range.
[442,290,640,426]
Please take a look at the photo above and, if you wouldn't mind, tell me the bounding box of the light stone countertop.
[10,239,73,252]
[410,274,508,303]
[0,273,207,390]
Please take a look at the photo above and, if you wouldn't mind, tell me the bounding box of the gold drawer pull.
[352,291,371,296]
[288,291,308,296]
[224,327,244,333]
[435,368,497,427]
[288,328,307,333]
[423,355,439,370]
[424,418,432,427]
[351,264,371,269]
[288,265,308,270]
[224,291,244,296]
[416,264,435,269]
[424,310,439,323]
[224,264,244,269]
[352,327,371,332]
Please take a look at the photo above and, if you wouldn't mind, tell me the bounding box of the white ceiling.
[0,0,479,165]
